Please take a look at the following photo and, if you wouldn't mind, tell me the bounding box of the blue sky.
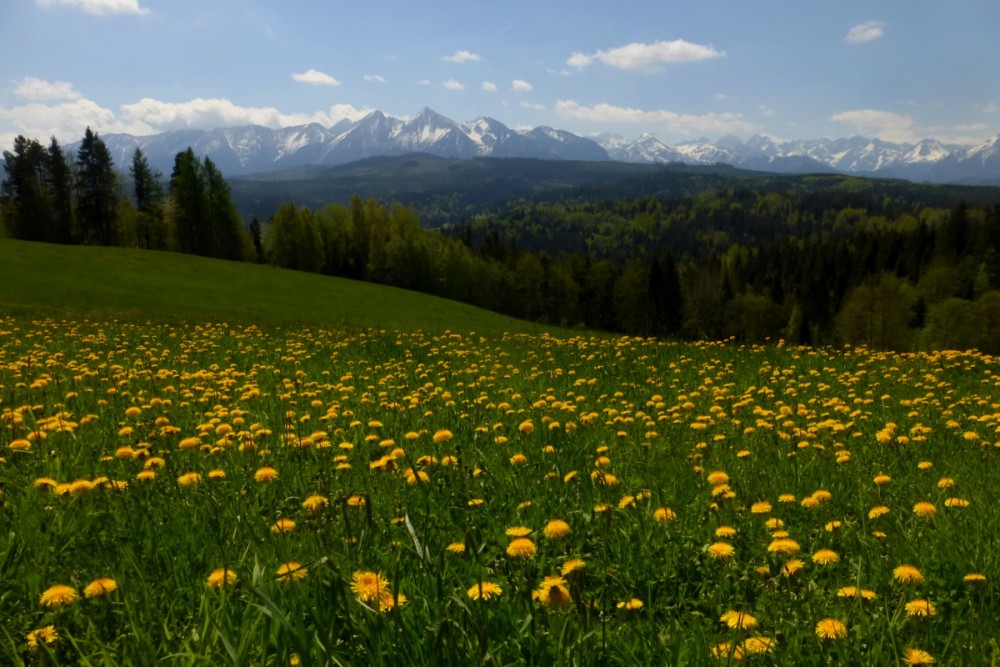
[1,0,998,149]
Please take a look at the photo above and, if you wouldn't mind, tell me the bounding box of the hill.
[0,239,544,334]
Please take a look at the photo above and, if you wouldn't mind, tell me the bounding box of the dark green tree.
[203,157,245,260]
[2,135,50,241]
[46,137,74,244]
[130,147,165,249]
[169,148,206,255]
[75,127,118,245]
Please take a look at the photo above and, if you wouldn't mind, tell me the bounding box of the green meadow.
[1,240,998,665]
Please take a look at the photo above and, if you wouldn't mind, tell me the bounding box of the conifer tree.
[75,127,118,245]
[46,137,75,244]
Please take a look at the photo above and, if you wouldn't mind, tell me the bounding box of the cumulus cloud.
[845,20,885,44]
[443,50,481,64]
[14,77,82,101]
[442,79,465,91]
[0,95,372,145]
[364,74,386,83]
[291,69,341,86]
[481,81,498,92]
[555,100,757,137]
[568,39,724,71]
[512,79,533,92]
[36,0,149,15]
[831,108,915,142]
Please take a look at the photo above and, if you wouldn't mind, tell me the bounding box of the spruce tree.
[47,137,75,244]
[75,127,118,245]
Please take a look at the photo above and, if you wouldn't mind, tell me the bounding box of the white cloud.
[0,98,139,143]
[521,101,545,111]
[758,104,775,117]
[443,50,481,64]
[981,102,998,114]
[555,100,757,137]
[831,109,916,142]
[415,79,432,86]
[568,39,724,71]
[512,79,533,92]
[845,20,885,44]
[442,79,465,91]
[364,74,386,84]
[14,77,82,101]
[36,0,148,15]
[481,81,498,92]
[291,69,341,86]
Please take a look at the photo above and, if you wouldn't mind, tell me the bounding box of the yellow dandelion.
[767,538,801,555]
[276,561,308,582]
[25,625,58,649]
[177,472,201,487]
[376,591,407,612]
[9,439,32,452]
[518,420,534,435]
[543,519,571,540]
[505,525,533,537]
[904,599,936,618]
[83,578,117,598]
[432,429,453,444]
[302,494,329,512]
[720,610,758,630]
[39,584,78,609]
[446,542,466,554]
[509,453,528,466]
[708,542,735,559]
[945,497,970,508]
[467,581,503,601]
[350,570,389,602]
[743,636,776,654]
[715,526,737,538]
[653,506,677,522]
[617,598,644,611]
[711,642,745,661]
[912,502,936,518]
[254,466,278,483]
[777,493,796,503]
[506,538,537,558]
[781,559,804,577]
[869,505,890,519]
[750,501,772,514]
[902,648,936,665]
[874,473,891,486]
[270,518,296,534]
[532,575,572,609]
[206,568,238,589]
[561,559,586,576]
[963,573,987,585]
[812,549,840,566]
[815,618,848,640]
[893,565,924,585]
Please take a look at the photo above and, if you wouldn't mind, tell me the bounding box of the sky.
[1,0,999,150]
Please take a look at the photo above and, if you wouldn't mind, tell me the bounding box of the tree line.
[4,131,1000,352]
[1,129,251,259]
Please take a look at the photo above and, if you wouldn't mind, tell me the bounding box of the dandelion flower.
[532,575,571,609]
[505,526,532,537]
[743,636,776,654]
[376,591,407,611]
[720,610,758,630]
[254,466,278,483]
[963,573,987,585]
[507,538,537,558]
[945,497,970,508]
[815,618,848,640]
[432,429,453,444]
[177,472,201,487]
[276,561,308,582]
[767,538,801,555]
[750,501,772,514]
[711,642,745,661]
[912,502,936,518]
[904,599,937,618]
[39,584,78,609]
[543,519,571,540]
[868,505,890,519]
[812,549,840,566]
[467,581,503,601]
[617,598,643,611]
[902,648,936,665]
[302,494,329,512]
[561,559,586,576]
[893,565,924,585]
[447,542,466,554]
[653,507,676,522]
[715,526,737,538]
[271,518,296,534]
[25,625,58,649]
[83,578,117,598]
[207,568,238,589]
[781,559,804,577]
[350,571,389,602]
[874,473,891,486]
[708,542,735,559]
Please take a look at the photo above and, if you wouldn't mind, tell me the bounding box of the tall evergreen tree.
[75,127,118,245]
[169,148,206,255]
[46,137,74,244]
[2,135,50,241]
[203,157,245,260]
[130,147,165,249]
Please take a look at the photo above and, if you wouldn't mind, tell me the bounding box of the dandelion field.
[1,316,998,665]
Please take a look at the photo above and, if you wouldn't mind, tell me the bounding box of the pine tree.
[203,157,245,260]
[46,138,75,244]
[169,148,206,255]
[130,148,165,249]
[75,127,118,245]
[2,136,51,241]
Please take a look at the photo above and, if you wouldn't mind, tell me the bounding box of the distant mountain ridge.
[77,107,1000,184]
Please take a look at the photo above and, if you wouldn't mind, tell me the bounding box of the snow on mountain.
[73,108,999,183]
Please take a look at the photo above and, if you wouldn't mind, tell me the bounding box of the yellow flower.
[893,565,924,585]
[742,636,776,654]
[653,507,676,522]
[781,559,804,577]
[868,505,890,519]
[543,519,571,540]
[904,599,936,618]
[811,549,840,566]
[25,625,58,649]
[720,610,757,630]
[39,584,78,609]
[83,578,117,598]
[711,642,745,661]
[208,469,226,480]
[207,567,238,589]
[706,470,729,486]
[518,420,534,435]
[276,561,308,582]
[302,494,329,512]
[505,526,532,537]
[617,598,643,611]
[815,618,848,640]
[750,501,772,514]
[561,559,586,576]
[432,429,453,444]
[350,571,389,602]
[506,538,537,558]
[707,542,735,559]
[945,497,970,508]
[715,526,737,538]
[177,472,201,487]
[467,581,503,601]
[254,466,278,483]
[376,591,407,611]
[902,648,936,665]
[532,576,572,609]
[509,453,527,466]
[271,518,296,534]
[767,538,801,555]
[873,473,891,486]
[912,502,936,518]
[963,573,987,585]
[447,542,466,554]
[837,586,877,600]
[9,438,32,451]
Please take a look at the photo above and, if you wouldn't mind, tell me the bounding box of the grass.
[0,238,546,335]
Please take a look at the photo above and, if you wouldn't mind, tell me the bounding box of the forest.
[3,129,1000,352]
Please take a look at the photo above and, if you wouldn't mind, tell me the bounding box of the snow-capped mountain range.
[84,107,1000,184]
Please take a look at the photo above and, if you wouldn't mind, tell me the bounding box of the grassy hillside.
[0,238,544,334]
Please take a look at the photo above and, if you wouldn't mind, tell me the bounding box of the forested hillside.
[4,131,1000,351]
